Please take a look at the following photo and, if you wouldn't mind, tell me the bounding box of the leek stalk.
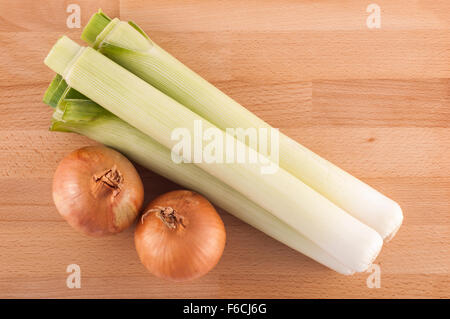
[81,11,402,241]
[45,75,354,274]
[45,36,383,272]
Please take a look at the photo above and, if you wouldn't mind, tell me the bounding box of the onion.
[53,146,144,236]
[135,190,226,281]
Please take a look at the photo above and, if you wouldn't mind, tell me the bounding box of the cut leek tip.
[48,92,112,126]
[42,74,66,108]
[81,10,112,45]
[44,36,82,76]
[49,120,72,133]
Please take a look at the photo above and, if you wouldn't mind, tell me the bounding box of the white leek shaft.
[45,36,383,272]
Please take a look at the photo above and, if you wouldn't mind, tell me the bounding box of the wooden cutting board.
[0,0,449,298]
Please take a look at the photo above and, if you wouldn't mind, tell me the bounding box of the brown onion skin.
[53,146,144,236]
[135,190,226,281]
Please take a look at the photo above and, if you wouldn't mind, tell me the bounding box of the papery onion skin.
[135,190,226,281]
[53,146,144,236]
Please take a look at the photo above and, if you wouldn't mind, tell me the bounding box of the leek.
[81,11,402,241]
[45,76,354,275]
[44,36,383,272]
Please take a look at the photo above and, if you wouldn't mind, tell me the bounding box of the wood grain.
[0,0,449,298]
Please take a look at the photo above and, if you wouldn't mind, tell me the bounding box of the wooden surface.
[0,0,449,298]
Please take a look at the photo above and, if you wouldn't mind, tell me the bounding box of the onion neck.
[159,207,186,230]
[91,165,123,198]
[142,206,185,230]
